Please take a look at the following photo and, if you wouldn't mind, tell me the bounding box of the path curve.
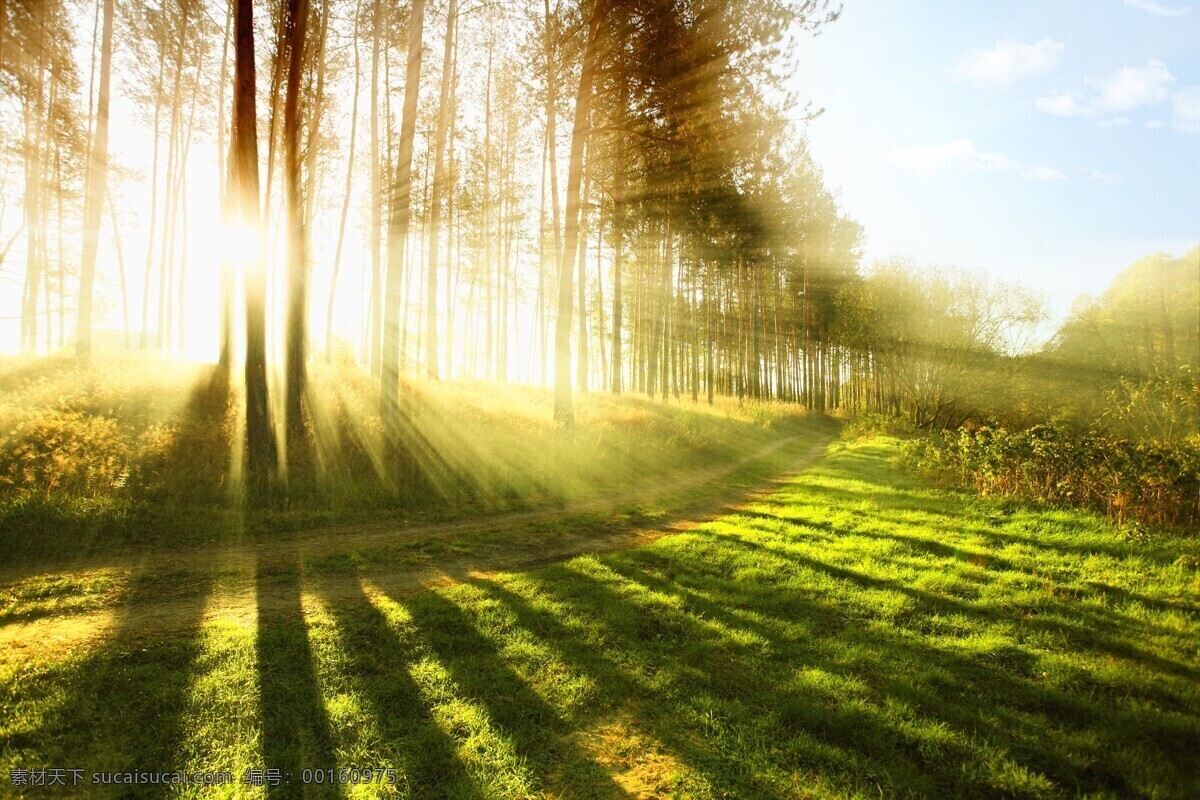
[0,433,835,654]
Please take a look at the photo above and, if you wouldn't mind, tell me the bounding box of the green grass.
[2,437,1199,798]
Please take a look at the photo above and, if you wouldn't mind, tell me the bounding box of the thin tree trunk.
[53,90,64,350]
[301,0,328,237]
[610,128,623,394]
[555,0,607,433]
[444,39,459,379]
[157,0,190,354]
[367,0,382,373]
[537,126,548,385]
[423,0,456,380]
[380,0,426,465]
[596,211,607,391]
[140,3,168,350]
[218,0,233,368]
[283,0,310,463]
[105,186,130,348]
[706,263,714,404]
[690,258,699,403]
[482,44,492,379]
[750,259,761,398]
[327,0,361,363]
[20,10,45,353]
[543,0,562,363]
[576,168,589,391]
[263,0,289,269]
[82,0,99,215]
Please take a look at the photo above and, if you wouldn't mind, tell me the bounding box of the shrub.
[901,423,1200,529]
[0,411,131,498]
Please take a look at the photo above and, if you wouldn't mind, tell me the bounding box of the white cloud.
[1086,59,1175,111]
[953,38,1064,87]
[1036,60,1178,127]
[882,139,1065,181]
[1022,165,1069,181]
[1035,91,1097,119]
[1087,168,1124,185]
[1145,119,1167,129]
[1172,86,1200,133]
[1123,0,1191,17]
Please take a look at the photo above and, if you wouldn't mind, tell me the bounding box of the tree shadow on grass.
[136,367,235,504]
[505,560,973,797]
[474,573,806,799]
[255,552,341,799]
[550,550,1169,797]
[3,567,213,798]
[315,578,486,799]
[734,506,1015,571]
[398,588,625,799]
[715,524,1200,682]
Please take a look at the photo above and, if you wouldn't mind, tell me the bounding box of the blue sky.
[788,0,1200,319]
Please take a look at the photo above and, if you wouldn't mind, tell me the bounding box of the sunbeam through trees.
[0,0,1197,796]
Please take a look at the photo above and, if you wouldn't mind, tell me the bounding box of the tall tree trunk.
[303,0,328,230]
[773,267,783,399]
[105,186,130,348]
[367,0,382,373]
[327,0,361,363]
[446,69,460,379]
[482,44,492,379]
[576,169,589,391]
[498,117,512,382]
[263,0,289,271]
[20,10,45,353]
[140,3,168,350]
[705,262,714,404]
[596,213,607,391]
[750,259,761,398]
[54,110,64,350]
[218,0,233,368]
[537,128,548,385]
[543,0,562,368]
[690,258,699,403]
[232,0,278,488]
[424,0,456,380]
[82,0,100,221]
[659,222,672,400]
[610,128,624,394]
[157,0,191,355]
[380,0,426,459]
[554,0,608,433]
[283,0,310,464]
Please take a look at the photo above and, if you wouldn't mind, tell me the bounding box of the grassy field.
[2,434,1198,798]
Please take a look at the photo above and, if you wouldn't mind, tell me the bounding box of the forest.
[0,0,1198,796]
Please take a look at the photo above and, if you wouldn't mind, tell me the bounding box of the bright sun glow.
[220,220,261,272]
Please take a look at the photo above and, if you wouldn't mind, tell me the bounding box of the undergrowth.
[0,354,830,563]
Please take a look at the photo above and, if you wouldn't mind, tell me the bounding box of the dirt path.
[0,433,834,655]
